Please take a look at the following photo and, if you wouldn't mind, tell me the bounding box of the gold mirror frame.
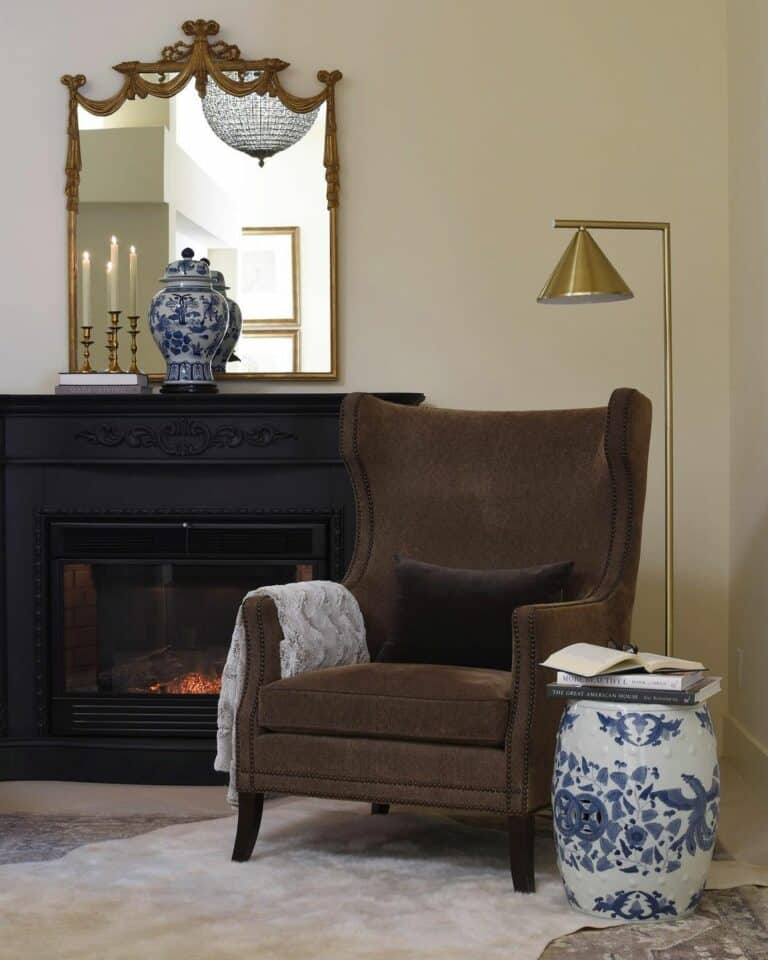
[61,18,341,381]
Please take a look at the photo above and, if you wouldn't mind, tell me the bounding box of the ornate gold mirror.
[62,19,341,381]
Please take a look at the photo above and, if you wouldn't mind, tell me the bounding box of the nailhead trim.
[587,396,619,599]
[337,396,357,579]
[522,608,537,813]
[262,688,509,703]
[246,785,509,814]
[589,389,636,600]
[507,607,524,814]
[339,393,375,591]
[243,597,266,793]
[618,391,636,586]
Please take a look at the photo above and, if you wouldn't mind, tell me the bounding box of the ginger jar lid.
[161,248,212,284]
[210,270,230,293]
[199,258,229,293]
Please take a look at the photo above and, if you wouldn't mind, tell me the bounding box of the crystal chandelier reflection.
[202,71,320,166]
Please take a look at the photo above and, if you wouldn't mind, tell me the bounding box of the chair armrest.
[506,597,619,814]
[233,583,368,784]
[241,594,285,693]
[230,596,283,783]
[216,595,284,799]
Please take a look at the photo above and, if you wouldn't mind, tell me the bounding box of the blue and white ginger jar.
[149,249,228,393]
[552,699,719,921]
[209,269,243,373]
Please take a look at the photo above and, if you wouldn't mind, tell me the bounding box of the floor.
[0,759,765,960]
[0,756,764,883]
[0,778,233,818]
[0,757,761,858]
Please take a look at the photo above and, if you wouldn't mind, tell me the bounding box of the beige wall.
[727,0,768,794]
[2,1,731,727]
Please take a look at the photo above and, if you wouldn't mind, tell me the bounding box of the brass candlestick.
[79,325,94,373]
[126,315,143,374]
[105,310,124,373]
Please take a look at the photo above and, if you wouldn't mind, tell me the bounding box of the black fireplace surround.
[0,392,423,784]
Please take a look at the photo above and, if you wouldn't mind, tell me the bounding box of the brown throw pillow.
[376,555,573,671]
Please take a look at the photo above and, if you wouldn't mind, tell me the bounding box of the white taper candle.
[129,245,138,315]
[81,251,91,327]
[106,261,116,311]
[109,236,119,311]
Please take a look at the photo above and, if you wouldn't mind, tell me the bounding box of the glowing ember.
[148,672,221,695]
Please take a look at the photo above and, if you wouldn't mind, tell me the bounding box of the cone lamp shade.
[537,227,634,304]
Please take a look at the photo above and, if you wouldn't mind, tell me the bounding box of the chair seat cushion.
[258,662,511,747]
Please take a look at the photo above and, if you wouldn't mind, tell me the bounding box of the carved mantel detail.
[76,418,296,457]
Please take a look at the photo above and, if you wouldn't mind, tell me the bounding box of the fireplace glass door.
[48,518,328,736]
[59,562,313,697]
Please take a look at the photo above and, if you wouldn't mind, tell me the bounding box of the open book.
[540,642,704,678]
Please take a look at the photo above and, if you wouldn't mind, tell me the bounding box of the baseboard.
[723,712,768,806]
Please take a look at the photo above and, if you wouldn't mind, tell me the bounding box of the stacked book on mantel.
[541,642,721,705]
[56,373,151,395]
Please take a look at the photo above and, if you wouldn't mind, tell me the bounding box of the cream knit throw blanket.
[215,581,368,804]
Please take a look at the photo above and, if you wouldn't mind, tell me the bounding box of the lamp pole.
[549,219,673,655]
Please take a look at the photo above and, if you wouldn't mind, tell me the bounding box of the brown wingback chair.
[231,389,651,891]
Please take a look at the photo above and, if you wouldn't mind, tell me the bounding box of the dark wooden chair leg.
[508,814,535,893]
[371,802,390,815]
[232,792,264,862]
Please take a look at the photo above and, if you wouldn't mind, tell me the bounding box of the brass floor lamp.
[537,219,673,655]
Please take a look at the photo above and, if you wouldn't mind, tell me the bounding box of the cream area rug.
[0,796,624,960]
[0,797,763,960]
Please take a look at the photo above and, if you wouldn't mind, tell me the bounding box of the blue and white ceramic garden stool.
[552,698,719,922]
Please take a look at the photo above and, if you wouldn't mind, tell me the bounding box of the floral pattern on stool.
[552,699,719,921]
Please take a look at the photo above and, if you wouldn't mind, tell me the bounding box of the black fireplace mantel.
[0,392,424,463]
[0,392,424,784]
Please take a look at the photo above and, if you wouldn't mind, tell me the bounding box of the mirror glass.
[76,78,332,377]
